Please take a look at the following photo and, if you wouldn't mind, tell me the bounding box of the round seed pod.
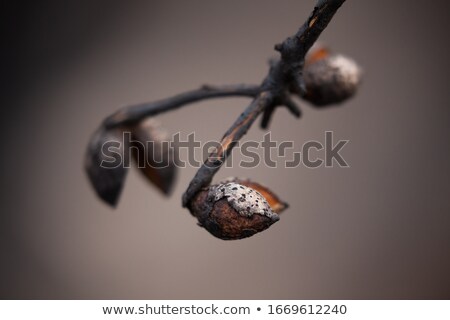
[303,46,362,106]
[188,181,286,240]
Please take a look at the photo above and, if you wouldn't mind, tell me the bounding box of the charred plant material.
[188,182,282,240]
[303,45,362,106]
[85,127,129,206]
[103,84,261,129]
[129,119,178,195]
[85,0,361,239]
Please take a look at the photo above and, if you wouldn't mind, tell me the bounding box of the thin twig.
[182,91,275,206]
[103,84,260,129]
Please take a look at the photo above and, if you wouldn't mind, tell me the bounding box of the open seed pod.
[302,45,362,106]
[129,118,177,195]
[85,126,128,207]
[226,177,289,214]
[188,179,288,240]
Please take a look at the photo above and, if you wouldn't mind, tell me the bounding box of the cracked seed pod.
[85,126,128,207]
[303,45,362,106]
[188,180,287,240]
[224,177,289,214]
[129,118,177,195]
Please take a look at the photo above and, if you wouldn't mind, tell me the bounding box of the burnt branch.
[85,0,361,240]
[275,0,346,94]
[182,0,347,206]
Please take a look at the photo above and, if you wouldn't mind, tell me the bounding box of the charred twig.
[276,0,345,92]
[103,84,261,129]
[182,90,275,206]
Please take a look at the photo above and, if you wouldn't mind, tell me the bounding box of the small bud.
[188,180,287,240]
[129,119,177,195]
[303,46,362,106]
[85,126,128,207]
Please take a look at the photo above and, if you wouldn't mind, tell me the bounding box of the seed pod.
[303,46,362,106]
[129,119,177,195]
[188,181,287,240]
[85,126,128,207]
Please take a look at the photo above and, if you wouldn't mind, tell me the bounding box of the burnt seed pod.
[85,126,129,207]
[86,118,177,206]
[129,119,178,195]
[303,46,362,106]
[188,181,287,240]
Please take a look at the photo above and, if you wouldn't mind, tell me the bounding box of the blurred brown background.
[1,0,450,299]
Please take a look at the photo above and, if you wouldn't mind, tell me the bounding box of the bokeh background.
[2,0,450,299]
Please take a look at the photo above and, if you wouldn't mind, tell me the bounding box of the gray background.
[2,0,450,299]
